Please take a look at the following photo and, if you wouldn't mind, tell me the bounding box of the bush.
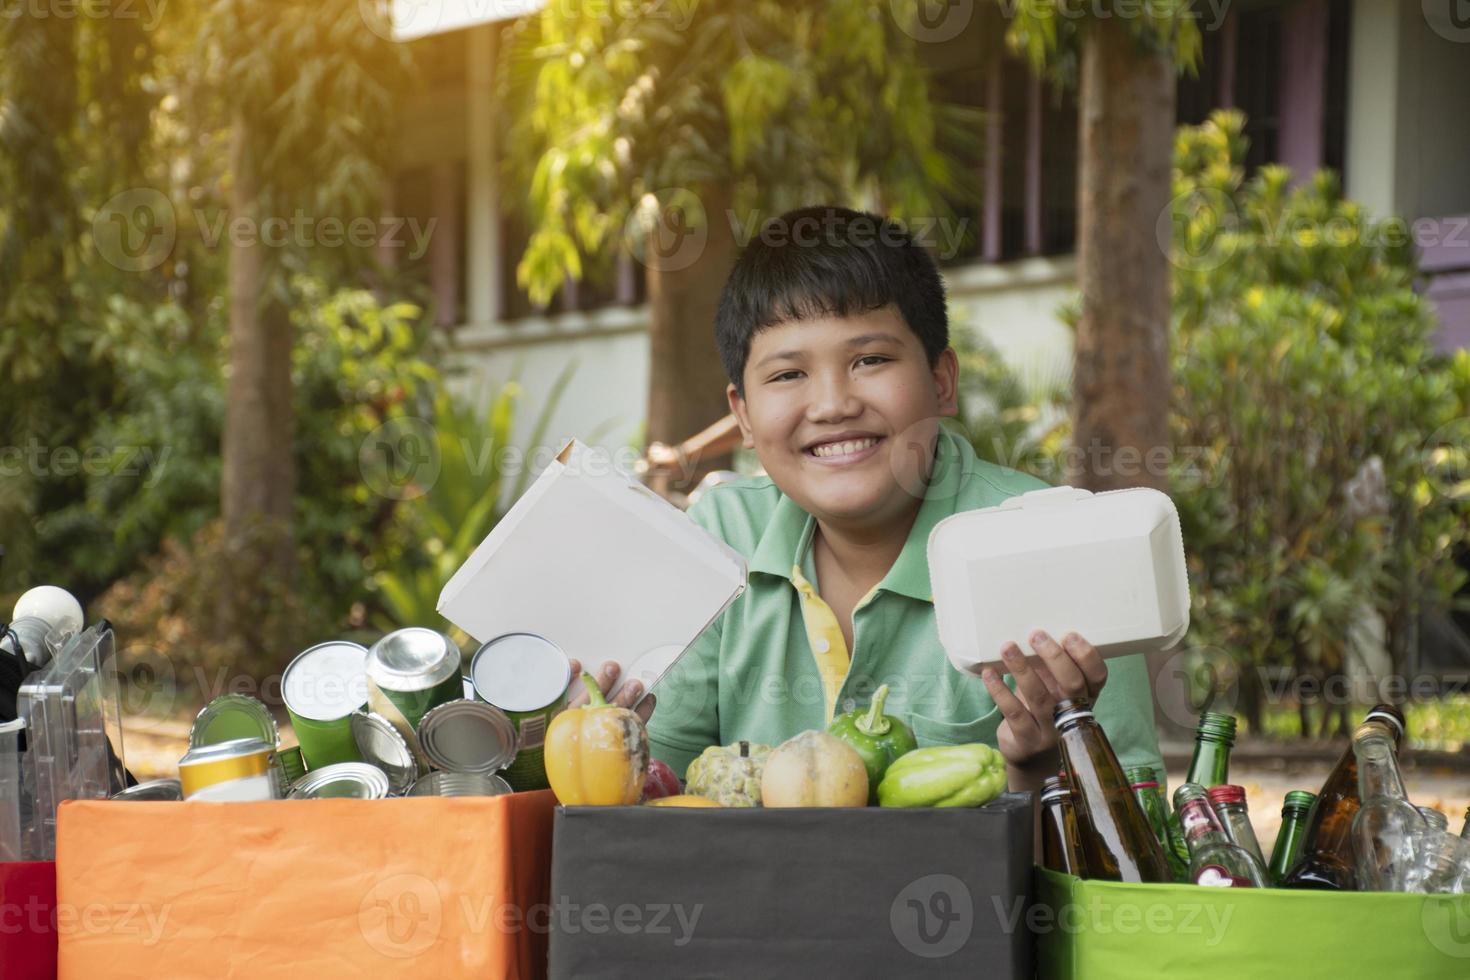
[1167,111,1470,731]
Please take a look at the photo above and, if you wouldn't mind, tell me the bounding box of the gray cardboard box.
[549,792,1034,980]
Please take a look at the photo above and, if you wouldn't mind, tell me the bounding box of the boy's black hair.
[715,205,949,395]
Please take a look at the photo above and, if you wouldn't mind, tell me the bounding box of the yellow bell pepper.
[545,673,649,805]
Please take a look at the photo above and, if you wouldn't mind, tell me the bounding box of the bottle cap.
[1206,784,1246,806]
[1124,765,1159,786]
[1363,704,1405,738]
[1196,711,1238,743]
[1281,790,1316,815]
[1052,698,1094,728]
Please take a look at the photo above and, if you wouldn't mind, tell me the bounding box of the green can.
[365,628,463,736]
[282,640,370,770]
[469,632,571,791]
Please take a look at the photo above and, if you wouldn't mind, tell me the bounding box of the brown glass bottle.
[1040,773,1088,877]
[1053,698,1173,883]
[1283,704,1406,890]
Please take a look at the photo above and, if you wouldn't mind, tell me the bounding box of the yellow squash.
[645,794,723,808]
[545,673,648,805]
[760,730,869,808]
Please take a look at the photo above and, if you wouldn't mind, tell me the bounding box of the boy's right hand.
[566,659,657,724]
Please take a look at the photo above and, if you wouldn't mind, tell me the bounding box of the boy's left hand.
[979,630,1108,777]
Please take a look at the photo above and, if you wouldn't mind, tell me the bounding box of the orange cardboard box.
[54,791,555,979]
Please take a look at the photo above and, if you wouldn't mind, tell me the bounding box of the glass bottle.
[1207,784,1267,869]
[1127,766,1190,883]
[1053,698,1172,884]
[1173,782,1269,887]
[1461,807,1470,841]
[1418,807,1449,833]
[1040,774,1087,877]
[1167,712,1237,871]
[1284,703,1406,890]
[1267,790,1316,887]
[1351,720,1424,892]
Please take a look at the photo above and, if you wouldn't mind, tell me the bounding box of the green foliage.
[951,321,1070,481]
[369,362,576,639]
[1168,112,1470,702]
[503,0,980,305]
[1001,0,1202,84]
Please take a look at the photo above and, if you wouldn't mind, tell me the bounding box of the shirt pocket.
[908,709,1001,747]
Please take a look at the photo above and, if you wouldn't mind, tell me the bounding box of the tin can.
[281,640,370,770]
[287,762,392,800]
[350,712,419,795]
[110,778,183,802]
[273,744,308,795]
[178,737,279,801]
[408,771,513,798]
[190,694,280,749]
[418,699,517,776]
[365,628,463,735]
[469,632,571,791]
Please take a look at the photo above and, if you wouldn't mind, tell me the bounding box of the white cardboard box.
[928,485,1190,675]
[437,440,747,699]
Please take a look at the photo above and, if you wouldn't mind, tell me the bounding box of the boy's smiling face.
[728,305,959,530]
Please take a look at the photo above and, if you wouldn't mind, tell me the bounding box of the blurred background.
[1,0,1468,825]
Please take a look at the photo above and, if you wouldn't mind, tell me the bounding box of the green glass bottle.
[1127,766,1190,883]
[1267,790,1316,886]
[1166,712,1237,872]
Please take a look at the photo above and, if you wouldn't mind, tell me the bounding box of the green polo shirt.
[647,427,1165,781]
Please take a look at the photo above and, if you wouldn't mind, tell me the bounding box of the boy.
[574,206,1164,796]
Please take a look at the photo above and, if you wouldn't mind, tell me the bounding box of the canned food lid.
[282,641,371,721]
[179,736,275,767]
[287,762,392,800]
[350,712,419,794]
[471,633,571,713]
[418,699,518,775]
[111,778,183,802]
[190,694,280,749]
[367,628,462,692]
[408,771,512,797]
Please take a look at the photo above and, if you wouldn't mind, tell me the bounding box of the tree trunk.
[1073,21,1182,736]
[220,111,297,629]
[644,184,739,490]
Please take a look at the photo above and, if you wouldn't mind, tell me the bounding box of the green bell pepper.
[876,743,1007,808]
[827,684,918,804]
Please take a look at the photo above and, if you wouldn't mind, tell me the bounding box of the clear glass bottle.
[1285,703,1406,890]
[1404,829,1470,895]
[1127,766,1190,883]
[1207,784,1267,869]
[1351,720,1424,892]
[1173,782,1269,887]
[1167,712,1236,872]
[1053,698,1173,883]
[1418,807,1449,833]
[1267,790,1316,887]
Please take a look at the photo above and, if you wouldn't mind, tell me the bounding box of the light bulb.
[13,586,84,639]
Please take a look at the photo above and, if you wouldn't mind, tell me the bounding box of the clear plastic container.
[0,717,28,861]
[18,622,127,859]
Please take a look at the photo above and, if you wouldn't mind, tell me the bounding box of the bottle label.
[1195,865,1256,888]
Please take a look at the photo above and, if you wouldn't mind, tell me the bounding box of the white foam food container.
[438,439,747,702]
[928,486,1190,675]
